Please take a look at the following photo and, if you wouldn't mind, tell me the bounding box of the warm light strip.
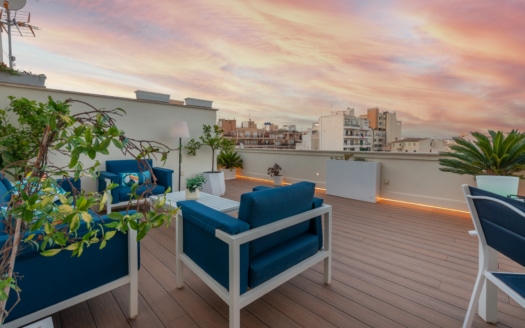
[378,198,470,214]
[237,175,469,214]
[237,175,325,191]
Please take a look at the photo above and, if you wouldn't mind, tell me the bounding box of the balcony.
[45,177,524,327]
[1,84,523,327]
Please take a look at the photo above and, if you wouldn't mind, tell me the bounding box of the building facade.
[361,108,402,151]
[318,109,373,151]
[390,138,447,153]
[219,119,302,149]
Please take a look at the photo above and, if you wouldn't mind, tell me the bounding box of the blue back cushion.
[238,181,315,258]
[106,159,153,174]
[0,174,13,206]
[469,186,525,267]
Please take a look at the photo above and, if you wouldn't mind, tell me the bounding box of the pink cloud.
[10,0,524,138]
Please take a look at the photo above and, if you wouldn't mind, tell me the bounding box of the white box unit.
[326,159,381,203]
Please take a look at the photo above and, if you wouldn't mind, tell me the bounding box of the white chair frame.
[462,184,525,328]
[176,204,332,328]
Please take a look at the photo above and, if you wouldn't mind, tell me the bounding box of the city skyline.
[3,0,524,138]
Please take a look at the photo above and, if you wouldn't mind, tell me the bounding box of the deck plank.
[46,177,525,327]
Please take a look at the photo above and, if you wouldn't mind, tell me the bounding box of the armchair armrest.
[177,200,249,236]
[57,177,81,195]
[152,167,173,191]
[216,204,331,246]
[98,171,119,191]
[176,201,250,293]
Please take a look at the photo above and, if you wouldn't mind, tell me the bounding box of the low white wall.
[237,149,525,211]
[0,83,217,191]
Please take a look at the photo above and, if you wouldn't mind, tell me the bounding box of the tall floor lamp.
[171,121,190,191]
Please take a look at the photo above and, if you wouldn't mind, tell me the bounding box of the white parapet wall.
[0,83,218,192]
[236,149,525,211]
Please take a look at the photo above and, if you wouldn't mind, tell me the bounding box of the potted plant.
[185,125,234,196]
[185,174,206,199]
[0,96,177,324]
[267,163,283,186]
[217,149,243,180]
[438,130,525,196]
[0,62,47,87]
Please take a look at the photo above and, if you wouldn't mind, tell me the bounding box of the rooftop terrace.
[47,178,524,328]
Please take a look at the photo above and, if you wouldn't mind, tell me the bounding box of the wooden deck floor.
[49,178,525,328]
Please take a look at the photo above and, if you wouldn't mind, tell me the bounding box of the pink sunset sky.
[4,0,525,138]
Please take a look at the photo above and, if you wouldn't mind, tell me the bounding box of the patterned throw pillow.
[119,173,139,187]
[140,170,152,184]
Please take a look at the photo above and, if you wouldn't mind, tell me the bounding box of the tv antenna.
[0,0,39,69]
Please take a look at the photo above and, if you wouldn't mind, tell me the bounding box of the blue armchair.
[0,175,139,328]
[98,159,174,207]
[175,181,332,328]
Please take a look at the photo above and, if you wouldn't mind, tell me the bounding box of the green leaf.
[41,248,62,256]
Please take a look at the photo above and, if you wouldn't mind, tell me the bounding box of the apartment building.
[360,108,402,151]
[390,138,447,153]
[318,108,373,151]
[219,119,302,149]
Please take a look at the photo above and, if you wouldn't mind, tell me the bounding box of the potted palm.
[439,130,525,196]
[185,174,206,199]
[217,149,243,180]
[267,163,283,186]
[185,125,234,196]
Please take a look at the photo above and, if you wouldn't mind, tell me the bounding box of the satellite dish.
[4,0,27,11]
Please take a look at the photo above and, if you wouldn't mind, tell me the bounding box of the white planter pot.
[273,176,283,186]
[476,175,519,197]
[222,168,237,180]
[0,72,46,87]
[202,171,225,196]
[185,189,199,200]
[326,159,381,203]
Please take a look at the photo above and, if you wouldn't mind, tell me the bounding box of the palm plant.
[438,130,525,177]
[217,150,243,170]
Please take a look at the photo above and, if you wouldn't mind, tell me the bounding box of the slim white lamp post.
[171,121,190,191]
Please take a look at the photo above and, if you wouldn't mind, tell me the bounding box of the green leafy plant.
[0,96,177,323]
[186,174,206,192]
[267,163,282,177]
[439,130,525,177]
[0,63,19,76]
[185,125,234,172]
[217,149,243,170]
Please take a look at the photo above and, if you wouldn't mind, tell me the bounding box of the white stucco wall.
[0,83,218,191]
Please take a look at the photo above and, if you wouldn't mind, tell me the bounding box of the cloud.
[9,0,524,138]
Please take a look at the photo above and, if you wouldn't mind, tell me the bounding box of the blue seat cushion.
[249,233,319,288]
[493,273,525,299]
[0,174,13,206]
[238,181,315,258]
[118,184,166,201]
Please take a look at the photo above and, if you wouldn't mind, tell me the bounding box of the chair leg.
[463,273,486,328]
[324,256,332,284]
[230,304,240,328]
[175,213,184,289]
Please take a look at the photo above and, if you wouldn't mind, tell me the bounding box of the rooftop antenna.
[0,0,38,69]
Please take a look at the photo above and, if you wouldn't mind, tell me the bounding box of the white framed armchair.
[175,182,332,328]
